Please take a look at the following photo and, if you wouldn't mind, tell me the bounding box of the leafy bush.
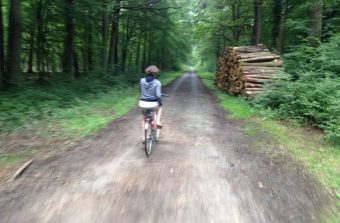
[253,35,340,143]
[285,34,340,77]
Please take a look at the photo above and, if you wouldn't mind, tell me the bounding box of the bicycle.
[143,109,160,157]
[143,94,167,157]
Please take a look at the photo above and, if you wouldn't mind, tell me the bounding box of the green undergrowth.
[55,71,180,137]
[198,71,340,220]
[52,87,138,137]
[0,71,181,136]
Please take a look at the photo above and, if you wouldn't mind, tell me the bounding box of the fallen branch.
[12,160,33,181]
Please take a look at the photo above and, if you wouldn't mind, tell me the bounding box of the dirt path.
[0,73,330,222]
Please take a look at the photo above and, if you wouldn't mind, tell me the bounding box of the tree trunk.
[87,24,93,72]
[135,29,143,67]
[160,31,166,69]
[0,0,4,88]
[272,0,282,51]
[240,60,283,67]
[101,0,109,69]
[147,32,153,67]
[141,29,147,72]
[232,0,240,42]
[27,27,34,74]
[63,0,75,76]
[7,0,22,83]
[121,16,130,72]
[252,0,262,45]
[239,55,280,62]
[74,50,80,77]
[309,0,323,47]
[108,0,121,73]
[127,36,134,70]
[82,43,87,72]
[37,0,47,80]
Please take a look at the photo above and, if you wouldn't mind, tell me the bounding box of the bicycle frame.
[144,110,159,157]
[144,111,157,130]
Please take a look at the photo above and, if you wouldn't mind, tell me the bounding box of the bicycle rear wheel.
[145,126,153,157]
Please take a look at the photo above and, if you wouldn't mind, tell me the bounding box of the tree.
[309,0,323,47]
[7,0,22,83]
[231,0,240,42]
[63,0,75,76]
[101,0,109,69]
[36,0,48,79]
[0,0,192,84]
[272,0,283,52]
[252,0,262,45]
[108,0,121,72]
[0,0,4,89]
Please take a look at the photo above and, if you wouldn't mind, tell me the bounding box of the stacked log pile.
[216,44,283,97]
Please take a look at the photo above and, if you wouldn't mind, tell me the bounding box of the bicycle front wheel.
[154,128,160,142]
[145,126,153,157]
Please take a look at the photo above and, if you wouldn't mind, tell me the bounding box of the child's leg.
[142,119,145,141]
[156,107,162,125]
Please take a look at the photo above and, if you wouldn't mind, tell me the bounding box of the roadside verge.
[198,71,340,222]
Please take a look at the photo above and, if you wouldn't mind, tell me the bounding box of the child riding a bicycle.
[139,65,162,143]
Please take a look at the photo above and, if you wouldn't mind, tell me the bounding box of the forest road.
[0,73,329,223]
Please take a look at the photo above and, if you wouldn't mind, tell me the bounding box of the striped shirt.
[139,77,162,102]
